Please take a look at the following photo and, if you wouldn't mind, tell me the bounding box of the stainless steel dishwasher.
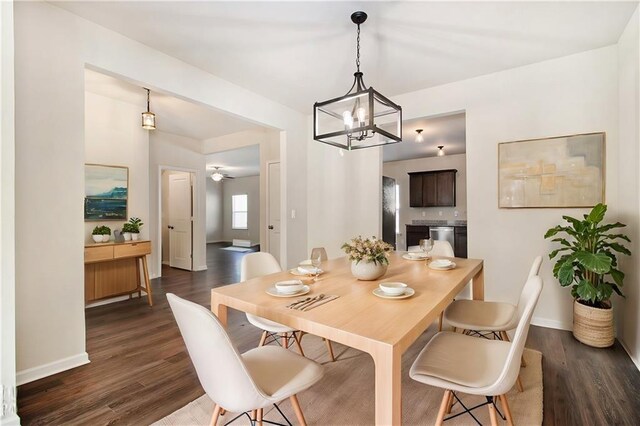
[429,226,455,254]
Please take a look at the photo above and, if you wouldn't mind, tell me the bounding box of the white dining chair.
[242,252,335,361]
[167,293,324,426]
[408,240,454,257]
[410,275,543,426]
[443,256,542,391]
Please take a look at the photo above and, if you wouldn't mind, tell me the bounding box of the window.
[395,184,400,234]
[232,194,248,229]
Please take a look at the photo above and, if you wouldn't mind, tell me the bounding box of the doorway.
[266,161,281,264]
[161,169,195,271]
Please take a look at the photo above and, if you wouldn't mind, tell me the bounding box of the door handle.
[268,225,274,230]
[168,225,174,230]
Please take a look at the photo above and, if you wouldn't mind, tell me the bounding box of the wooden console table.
[84,240,153,306]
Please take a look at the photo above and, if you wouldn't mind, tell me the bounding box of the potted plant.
[545,203,631,347]
[121,223,135,241]
[128,217,143,241]
[341,236,394,280]
[92,225,111,243]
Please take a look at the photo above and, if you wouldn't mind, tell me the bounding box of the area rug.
[219,246,253,253]
[154,333,543,425]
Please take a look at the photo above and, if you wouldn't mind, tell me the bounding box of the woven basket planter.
[573,299,614,348]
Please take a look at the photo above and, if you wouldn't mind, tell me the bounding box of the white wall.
[0,0,19,423]
[221,176,260,242]
[13,1,307,381]
[84,91,150,243]
[203,129,280,252]
[383,154,467,249]
[307,137,382,260]
[206,178,223,243]
[617,6,640,369]
[149,131,206,275]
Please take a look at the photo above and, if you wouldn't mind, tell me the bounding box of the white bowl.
[275,280,304,294]
[299,259,312,266]
[431,259,453,268]
[408,252,428,259]
[379,282,408,296]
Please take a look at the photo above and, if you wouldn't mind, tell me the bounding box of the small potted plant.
[545,203,631,348]
[92,225,111,243]
[121,223,135,241]
[128,217,143,241]
[341,236,394,280]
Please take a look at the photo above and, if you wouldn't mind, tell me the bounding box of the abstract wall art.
[85,164,129,220]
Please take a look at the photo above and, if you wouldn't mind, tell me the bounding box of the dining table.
[211,252,484,425]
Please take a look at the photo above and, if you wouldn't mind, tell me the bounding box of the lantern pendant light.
[141,88,156,130]
[313,11,402,150]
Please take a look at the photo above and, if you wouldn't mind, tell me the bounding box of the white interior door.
[267,162,281,264]
[168,173,192,270]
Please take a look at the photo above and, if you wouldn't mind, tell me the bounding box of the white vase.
[102,234,110,242]
[92,235,102,243]
[351,260,388,281]
[131,233,139,241]
[123,232,132,241]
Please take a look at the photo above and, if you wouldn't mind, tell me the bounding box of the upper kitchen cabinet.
[408,169,457,207]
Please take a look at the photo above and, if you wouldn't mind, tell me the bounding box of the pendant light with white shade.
[414,129,424,143]
[437,145,445,156]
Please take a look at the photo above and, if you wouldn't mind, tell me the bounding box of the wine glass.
[311,252,322,282]
[420,238,434,260]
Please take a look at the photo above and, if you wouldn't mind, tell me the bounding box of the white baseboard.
[0,413,20,426]
[531,316,572,331]
[17,352,89,386]
[193,264,207,272]
[619,339,640,372]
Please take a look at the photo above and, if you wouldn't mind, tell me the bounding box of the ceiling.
[61,2,637,113]
[205,144,260,179]
[84,68,260,140]
[383,113,466,162]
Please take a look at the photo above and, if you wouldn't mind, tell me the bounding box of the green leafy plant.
[341,236,394,265]
[92,225,111,235]
[545,203,631,308]
[128,217,143,233]
[121,223,136,233]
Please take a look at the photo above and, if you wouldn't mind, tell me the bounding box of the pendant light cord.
[146,88,151,111]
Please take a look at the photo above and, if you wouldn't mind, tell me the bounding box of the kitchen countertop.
[409,220,467,227]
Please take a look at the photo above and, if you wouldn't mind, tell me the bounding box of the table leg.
[211,296,228,327]
[472,263,485,301]
[141,256,153,306]
[373,345,402,425]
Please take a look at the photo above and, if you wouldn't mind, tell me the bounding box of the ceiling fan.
[208,166,235,182]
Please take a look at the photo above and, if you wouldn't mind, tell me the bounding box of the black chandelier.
[313,11,402,150]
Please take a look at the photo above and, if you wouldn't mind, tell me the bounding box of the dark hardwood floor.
[17,243,640,425]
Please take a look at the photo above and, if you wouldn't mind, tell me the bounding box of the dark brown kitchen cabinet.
[454,227,468,258]
[408,169,457,207]
[406,225,430,250]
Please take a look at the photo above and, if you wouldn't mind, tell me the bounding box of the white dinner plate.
[289,267,324,276]
[266,285,311,298]
[402,254,430,261]
[429,261,457,271]
[372,287,415,300]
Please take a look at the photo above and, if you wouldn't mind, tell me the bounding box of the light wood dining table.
[211,252,484,425]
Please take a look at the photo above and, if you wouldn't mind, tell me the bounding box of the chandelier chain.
[356,24,361,72]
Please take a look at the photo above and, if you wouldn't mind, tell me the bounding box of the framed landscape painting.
[84,164,129,220]
[498,132,605,208]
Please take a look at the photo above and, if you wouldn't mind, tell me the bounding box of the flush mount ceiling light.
[141,88,156,130]
[415,129,424,143]
[313,11,402,151]
[437,145,445,156]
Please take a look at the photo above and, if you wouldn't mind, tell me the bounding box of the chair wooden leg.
[445,390,455,414]
[324,338,335,362]
[290,394,307,426]
[259,331,268,347]
[487,398,499,426]
[257,408,264,426]
[435,390,451,425]
[516,375,524,392]
[220,408,226,416]
[210,404,222,426]
[293,332,305,357]
[499,394,514,426]
[250,410,256,421]
[281,333,289,349]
